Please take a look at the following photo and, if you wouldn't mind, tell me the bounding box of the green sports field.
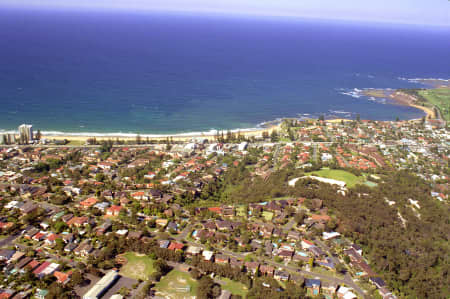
[306,169,365,188]
[119,252,156,281]
[155,270,198,299]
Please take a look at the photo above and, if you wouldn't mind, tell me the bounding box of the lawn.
[66,139,86,146]
[364,181,378,187]
[419,88,450,121]
[306,168,364,188]
[220,278,248,297]
[262,211,274,221]
[119,252,156,281]
[236,205,247,217]
[155,270,198,299]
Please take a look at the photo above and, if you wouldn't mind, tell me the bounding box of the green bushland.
[195,160,449,298]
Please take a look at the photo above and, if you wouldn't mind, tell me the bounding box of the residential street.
[0,233,20,248]
[177,236,368,299]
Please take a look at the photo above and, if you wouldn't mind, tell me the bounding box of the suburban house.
[305,278,321,296]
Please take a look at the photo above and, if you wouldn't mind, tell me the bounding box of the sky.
[1,0,449,26]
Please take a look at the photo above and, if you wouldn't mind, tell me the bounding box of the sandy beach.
[362,89,435,119]
[42,125,280,144]
[389,91,436,119]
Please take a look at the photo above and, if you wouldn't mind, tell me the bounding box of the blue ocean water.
[0,9,449,134]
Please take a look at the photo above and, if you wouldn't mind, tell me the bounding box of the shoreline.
[41,125,281,143]
[388,91,436,119]
[362,89,435,119]
[0,113,427,145]
[31,117,397,144]
[0,106,435,145]
[5,77,448,144]
[36,118,358,143]
[3,119,353,144]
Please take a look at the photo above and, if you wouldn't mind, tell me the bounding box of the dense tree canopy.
[201,163,449,298]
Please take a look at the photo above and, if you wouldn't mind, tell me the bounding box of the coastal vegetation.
[418,88,450,121]
[296,172,449,298]
[399,87,450,122]
[198,161,449,298]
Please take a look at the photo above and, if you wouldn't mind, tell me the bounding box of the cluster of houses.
[0,248,72,298]
[0,118,447,298]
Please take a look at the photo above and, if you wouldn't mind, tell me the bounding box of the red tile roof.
[168,242,184,251]
[33,261,51,275]
[80,197,97,208]
[54,270,72,284]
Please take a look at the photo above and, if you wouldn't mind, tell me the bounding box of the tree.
[35,129,42,141]
[55,238,65,252]
[335,263,346,274]
[308,257,314,268]
[294,211,306,225]
[70,270,83,286]
[139,282,153,298]
[35,162,50,172]
[53,221,67,234]
[100,141,112,153]
[197,276,218,299]
[153,259,171,275]
[190,268,202,280]
[95,173,106,182]
[118,287,130,296]
[288,128,295,141]
[270,130,279,142]
[343,255,350,264]
[47,282,67,299]
[284,281,306,298]
[150,271,162,282]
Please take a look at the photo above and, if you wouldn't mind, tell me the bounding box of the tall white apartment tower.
[18,124,33,143]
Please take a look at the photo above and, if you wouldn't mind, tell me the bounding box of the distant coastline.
[1,77,447,143]
[361,89,435,119]
[361,77,450,120]
[2,12,448,137]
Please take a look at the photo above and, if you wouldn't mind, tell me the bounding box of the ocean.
[0,9,449,135]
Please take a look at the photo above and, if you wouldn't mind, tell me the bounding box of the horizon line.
[1,4,449,28]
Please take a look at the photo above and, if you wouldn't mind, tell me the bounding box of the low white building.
[202,250,214,261]
[83,270,119,299]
